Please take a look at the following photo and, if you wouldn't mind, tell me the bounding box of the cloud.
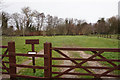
[3,0,119,23]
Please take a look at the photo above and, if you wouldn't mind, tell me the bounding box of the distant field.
[89,34,120,39]
[2,35,119,63]
[2,35,119,50]
[2,35,120,78]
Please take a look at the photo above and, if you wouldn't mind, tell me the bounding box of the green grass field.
[2,35,120,78]
[2,35,119,50]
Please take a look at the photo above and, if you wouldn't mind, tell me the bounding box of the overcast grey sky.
[2,0,120,23]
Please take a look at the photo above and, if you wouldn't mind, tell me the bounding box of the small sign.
[28,51,37,54]
[26,39,39,44]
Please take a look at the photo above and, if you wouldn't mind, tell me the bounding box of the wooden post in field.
[31,44,36,73]
[25,39,39,73]
[107,34,108,38]
[8,41,16,79]
[104,35,105,38]
[44,42,52,78]
[117,35,120,40]
[110,35,111,38]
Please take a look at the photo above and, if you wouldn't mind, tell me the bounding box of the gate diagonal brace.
[54,50,104,78]
[98,64,120,77]
[2,49,8,59]
[55,50,94,77]
[91,51,119,77]
[92,51,117,67]
[2,62,9,73]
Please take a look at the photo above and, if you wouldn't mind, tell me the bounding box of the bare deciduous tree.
[33,10,45,31]
[22,7,34,32]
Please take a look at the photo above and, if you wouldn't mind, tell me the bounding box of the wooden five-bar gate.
[0,39,120,80]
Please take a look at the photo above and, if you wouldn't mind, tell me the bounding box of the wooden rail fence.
[0,40,120,80]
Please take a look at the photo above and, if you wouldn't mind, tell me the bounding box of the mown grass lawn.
[2,35,119,78]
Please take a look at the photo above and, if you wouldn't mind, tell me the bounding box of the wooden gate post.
[8,41,16,79]
[44,42,52,78]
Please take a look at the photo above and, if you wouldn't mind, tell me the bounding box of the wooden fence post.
[8,41,16,79]
[44,42,52,78]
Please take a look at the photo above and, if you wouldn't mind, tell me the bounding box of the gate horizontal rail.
[11,74,98,80]
[0,72,9,74]
[52,65,120,70]
[16,53,45,57]
[11,74,46,79]
[52,47,120,52]
[52,72,120,77]
[11,64,46,69]
[0,55,9,57]
[0,46,8,48]
[52,57,120,62]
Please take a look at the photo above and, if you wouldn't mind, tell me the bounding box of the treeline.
[1,7,120,36]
